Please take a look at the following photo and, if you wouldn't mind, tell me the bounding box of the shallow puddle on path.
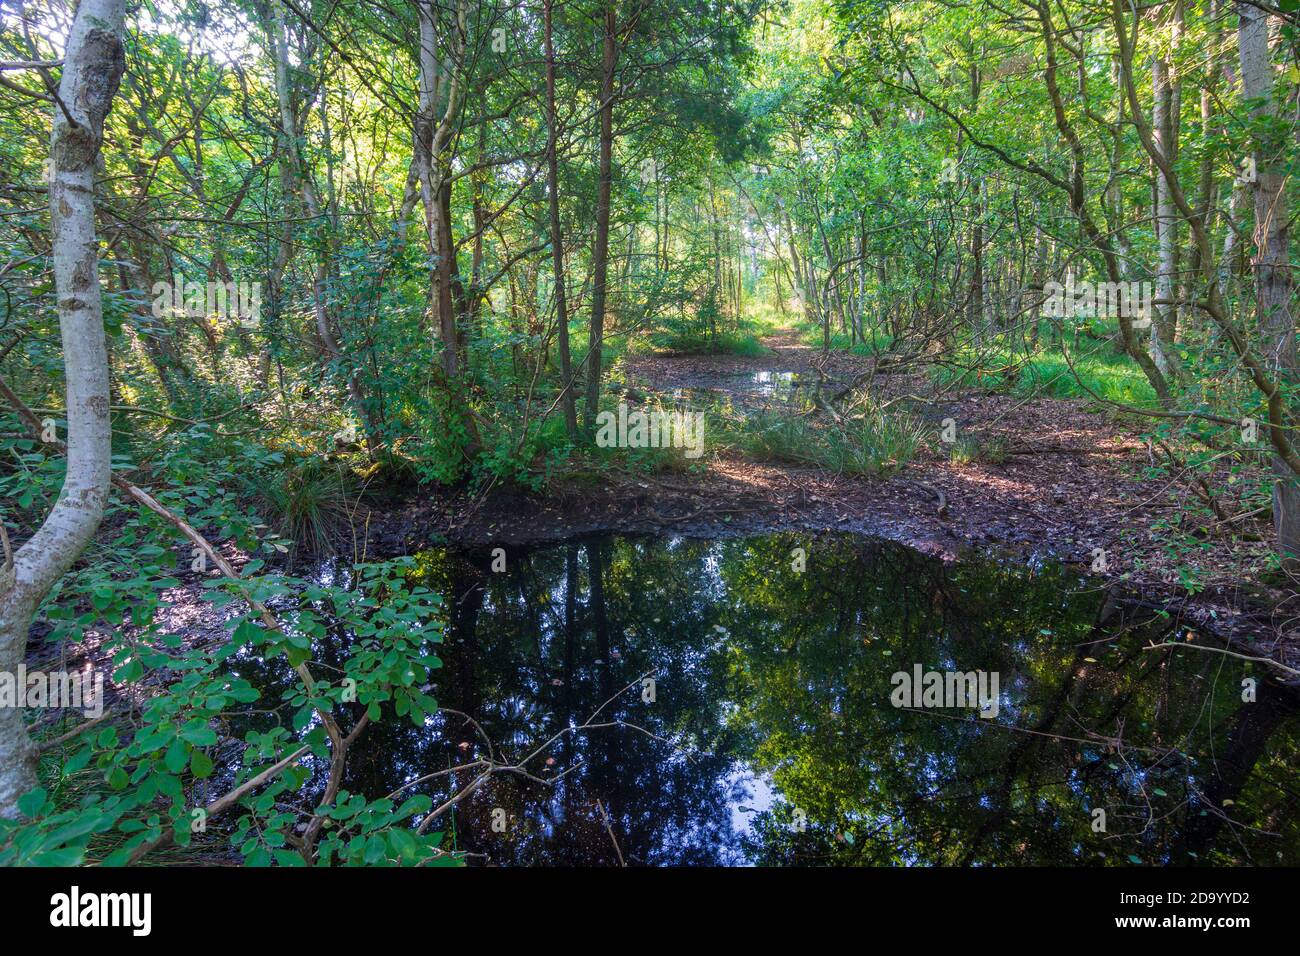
[748,369,798,399]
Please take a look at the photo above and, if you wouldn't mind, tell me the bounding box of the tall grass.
[249,458,355,560]
[799,326,895,356]
[722,403,927,476]
[930,342,1157,406]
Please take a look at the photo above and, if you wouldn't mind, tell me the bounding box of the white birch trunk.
[0,0,125,819]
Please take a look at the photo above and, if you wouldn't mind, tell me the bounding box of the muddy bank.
[349,459,1291,661]
[358,331,1276,590]
[341,329,1297,671]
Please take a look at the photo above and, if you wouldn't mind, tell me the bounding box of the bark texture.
[0,0,125,819]
[1238,2,1299,562]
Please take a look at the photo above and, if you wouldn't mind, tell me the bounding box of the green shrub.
[722,403,925,476]
[249,458,355,560]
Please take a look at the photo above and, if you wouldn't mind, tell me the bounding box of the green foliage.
[646,286,770,356]
[246,457,356,560]
[0,467,455,866]
[4,0,1299,870]
[929,336,1159,408]
[802,326,895,357]
[722,403,927,475]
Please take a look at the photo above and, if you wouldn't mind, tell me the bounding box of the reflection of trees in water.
[226,534,1300,865]
[420,537,744,865]
[722,537,1300,866]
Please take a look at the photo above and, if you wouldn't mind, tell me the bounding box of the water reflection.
[748,370,799,401]
[231,533,1300,866]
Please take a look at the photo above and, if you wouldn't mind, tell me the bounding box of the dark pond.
[232,532,1300,866]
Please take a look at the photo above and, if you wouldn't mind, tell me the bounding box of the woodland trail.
[529,332,1295,663]
[373,333,1284,622]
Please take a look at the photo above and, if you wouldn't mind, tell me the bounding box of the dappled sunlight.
[1,0,1294,901]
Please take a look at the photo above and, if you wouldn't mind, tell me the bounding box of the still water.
[238,532,1300,866]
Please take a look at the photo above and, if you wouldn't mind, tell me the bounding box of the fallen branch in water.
[1143,641,1300,679]
[124,745,312,865]
[595,798,626,866]
[412,672,686,844]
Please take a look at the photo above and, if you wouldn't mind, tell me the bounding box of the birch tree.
[0,0,125,819]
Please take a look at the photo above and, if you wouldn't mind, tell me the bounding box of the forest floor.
[365,329,1300,653]
[27,330,1298,707]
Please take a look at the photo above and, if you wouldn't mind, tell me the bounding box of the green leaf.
[180,721,218,747]
[363,833,387,865]
[164,739,189,774]
[32,847,86,866]
[190,749,214,779]
[114,658,145,683]
[16,787,48,817]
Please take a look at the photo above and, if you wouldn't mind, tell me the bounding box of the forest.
[0,0,1297,876]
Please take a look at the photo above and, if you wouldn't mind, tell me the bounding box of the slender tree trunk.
[543,0,578,442]
[417,0,466,381]
[784,209,808,315]
[0,0,125,819]
[435,178,463,375]
[1150,6,1182,380]
[710,182,723,344]
[584,3,617,430]
[1188,0,1220,333]
[1041,3,1172,403]
[1238,2,1300,562]
[269,0,380,455]
[968,66,984,338]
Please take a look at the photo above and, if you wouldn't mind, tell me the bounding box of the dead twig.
[1143,640,1300,679]
[595,798,626,866]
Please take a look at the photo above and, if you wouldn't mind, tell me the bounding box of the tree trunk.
[1150,8,1181,380]
[0,0,125,819]
[584,3,618,430]
[543,0,578,441]
[1187,0,1220,332]
[269,0,380,455]
[1238,2,1300,562]
[417,0,466,382]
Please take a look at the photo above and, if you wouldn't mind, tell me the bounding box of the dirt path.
[363,329,1293,647]
[626,328,885,409]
